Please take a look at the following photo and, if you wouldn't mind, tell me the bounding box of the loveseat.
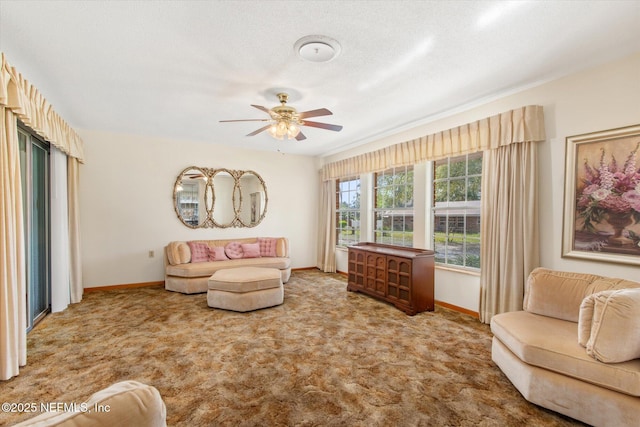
[490,267,640,427]
[164,237,291,294]
[14,381,166,426]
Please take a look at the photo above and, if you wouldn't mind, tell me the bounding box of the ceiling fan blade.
[247,124,271,137]
[301,120,343,132]
[295,131,307,141]
[219,119,270,122]
[251,104,272,114]
[298,108,333,119]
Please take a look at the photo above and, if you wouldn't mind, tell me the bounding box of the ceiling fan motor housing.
[219,91,341,141]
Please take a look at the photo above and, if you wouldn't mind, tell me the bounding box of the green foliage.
[465,254,481,269]
[434,156,482,203]
[376,168,414,209]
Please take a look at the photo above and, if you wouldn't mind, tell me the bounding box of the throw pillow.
[586,288,640,363]
[257,237,278,257]
[241,242,261,258]
[167,241,191,265]
[224,241,244,259]
[577,290,616,347]
[209,246,229,261]
[186,241,209,263]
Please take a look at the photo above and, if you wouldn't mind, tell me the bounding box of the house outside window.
[433,153,482,269]
[336,177,361,247]
[374,166,414,247]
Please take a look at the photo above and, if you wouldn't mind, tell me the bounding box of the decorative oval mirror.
[211,169,238,228]
[173,167,268,228]
[236,170,268,227]
[173,167,210,228]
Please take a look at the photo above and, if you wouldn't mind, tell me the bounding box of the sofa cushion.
[241,242,261,258]
[208,267,282,292]
[13,380,166,427]
[187,241,209,263]
[258,237,278,257]
[209,246,229,261]
[224,241,244,259]
[166,257,291,278]
[586,288,640,363]
[523,268,602,322]
[275,238,288,257]
[491,310,640,396]
[166,241,190,265]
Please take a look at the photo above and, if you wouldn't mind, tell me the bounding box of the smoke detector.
[295,35,341,63]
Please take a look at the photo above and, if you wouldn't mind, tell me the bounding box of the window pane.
[434,232,446,263]
[465,214,481,268]
[447,216,465,265]
[434,181,448,203]
[449,158,467,177]
[434,161,448,179]
[376,173,390,187]
[467,176,481,201]
[449,179,466,202]
[376,187,392,208]
[468,156,482,175]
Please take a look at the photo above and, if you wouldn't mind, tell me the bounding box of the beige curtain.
[68,158,83,303]
[0,106,27,380]
[1,52,84,379]
[479,141,540,323]
[322,105,544,180]
[317,178,337,272]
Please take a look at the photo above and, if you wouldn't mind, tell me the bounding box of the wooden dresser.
[347,242,435,315]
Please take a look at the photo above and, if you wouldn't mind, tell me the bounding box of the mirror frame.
[173,166,268,228]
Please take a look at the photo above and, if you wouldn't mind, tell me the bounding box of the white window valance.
[321,105,545,181]
[0,52,84,162]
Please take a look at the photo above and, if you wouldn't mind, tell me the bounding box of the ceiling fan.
[220,93,342,141]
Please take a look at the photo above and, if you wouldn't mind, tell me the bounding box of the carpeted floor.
[1,270,585,426]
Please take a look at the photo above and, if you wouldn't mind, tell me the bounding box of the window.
[433,153,482,269]
[374,166,414,247]
[18,126,51,331]
[336,177,361,247]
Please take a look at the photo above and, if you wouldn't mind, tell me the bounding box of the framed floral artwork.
[562,124,640,265]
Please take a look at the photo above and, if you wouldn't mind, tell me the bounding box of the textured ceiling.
[1,0,639,156]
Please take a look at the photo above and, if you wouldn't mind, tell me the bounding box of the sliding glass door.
[18,127,51,331]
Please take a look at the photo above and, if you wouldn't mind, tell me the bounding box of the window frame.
[432,153,482,270]
[335,176,361,248]
[373,165,414,248]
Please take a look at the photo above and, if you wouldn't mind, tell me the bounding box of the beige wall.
[78,130,319,288]
[78,53,639,306]
[322,53,640,312]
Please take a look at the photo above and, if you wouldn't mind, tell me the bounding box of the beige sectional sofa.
[491,267,640,427]
[164,237,291,294]
[14,381,166,426]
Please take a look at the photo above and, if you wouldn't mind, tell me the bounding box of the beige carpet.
[1,270,584,426]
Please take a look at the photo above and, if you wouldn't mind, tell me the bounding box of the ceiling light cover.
[295,35,341,62]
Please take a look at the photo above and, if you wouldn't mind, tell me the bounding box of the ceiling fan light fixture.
[268,119,300,140]
[295,35,341,63]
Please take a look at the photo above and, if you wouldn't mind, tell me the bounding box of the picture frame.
[562,124,640,265]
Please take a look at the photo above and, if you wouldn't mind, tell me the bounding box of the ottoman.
[207,267,284,312]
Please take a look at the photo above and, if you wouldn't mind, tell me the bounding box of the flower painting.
[563,124,640,265]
